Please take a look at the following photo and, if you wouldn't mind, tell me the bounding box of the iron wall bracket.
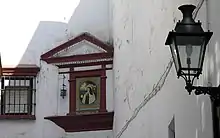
[185,84,220,101]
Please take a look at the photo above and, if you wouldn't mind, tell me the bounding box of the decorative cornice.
[42,53,113,64]
[57,60,113,68]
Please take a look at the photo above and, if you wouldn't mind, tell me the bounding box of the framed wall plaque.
[76,77,100,113]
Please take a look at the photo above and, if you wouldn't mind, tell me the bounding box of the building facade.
[0,0,220,138]
[113,0,220,138]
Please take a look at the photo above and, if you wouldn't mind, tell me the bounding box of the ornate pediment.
[41,32,114,68]
[52,41,107,58]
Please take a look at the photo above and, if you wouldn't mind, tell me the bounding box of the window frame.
[1,77,34,115]
[0,66,39,120]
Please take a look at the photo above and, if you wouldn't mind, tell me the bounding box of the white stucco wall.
[66,130,113,138]
[0,62,66,138]
[0,0,113,138]
[112,0,215,138]
[206,0,220,88]
[68,0,112,43]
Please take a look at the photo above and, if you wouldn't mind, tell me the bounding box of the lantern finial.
[178,5,196,24]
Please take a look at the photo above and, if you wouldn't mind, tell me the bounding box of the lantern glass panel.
[169,39,180,73]
[198,41,207,69]
[175,36,205,72]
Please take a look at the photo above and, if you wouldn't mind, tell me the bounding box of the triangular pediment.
[52,40,107,58]
[41,32,113,59]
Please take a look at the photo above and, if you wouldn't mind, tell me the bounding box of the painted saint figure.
[79,81,97,105]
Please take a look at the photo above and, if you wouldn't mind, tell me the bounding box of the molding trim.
[44,112,114,132]
[40,32,114,68]
[59,68,113,74]
[42,53,113,64]
[0,115,36,120]
[2,65,40,76]
[57,60,113,68]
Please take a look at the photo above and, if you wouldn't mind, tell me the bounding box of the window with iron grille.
[0,76,36,115]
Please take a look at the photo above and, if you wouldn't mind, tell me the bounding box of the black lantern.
[165,4,220,100]
[60,75,67,99]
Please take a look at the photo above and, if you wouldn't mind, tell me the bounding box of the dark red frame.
[0,65,39,120]
[42,32,114,132]
[2,66,40,76]
[45,66,113,132]
[68,67,107,115]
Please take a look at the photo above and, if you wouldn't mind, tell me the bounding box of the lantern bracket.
[185,82,220,101]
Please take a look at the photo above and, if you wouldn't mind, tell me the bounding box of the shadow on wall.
[18,21,68,66]
[194,5,220,137]
[67,0,111,42]
[0,21,69,138]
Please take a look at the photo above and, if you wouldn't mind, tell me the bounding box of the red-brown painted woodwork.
[0,115,36,120]
[68,69,107,114]
[2,65,40,76]
[100,65,107,112]
[68,67,76,115]
[41,32,113,60]
[59,68,113,74]
[57,60,113,68]
[42,53,113,64]
[44,112,114,132]
[42,32,114,132]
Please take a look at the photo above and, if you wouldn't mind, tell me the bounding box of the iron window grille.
[0,76,36,115]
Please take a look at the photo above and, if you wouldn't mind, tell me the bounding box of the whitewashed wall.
[0,0,113,138]
[67,0,112,42]
[205,0,220,88]
[112,0,215,138]
[66,130,113,138]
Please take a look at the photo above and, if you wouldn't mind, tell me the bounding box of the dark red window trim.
[0,115,36,120]
[68,68,107,115]
[2,65,40,76]
[0,65,39,120]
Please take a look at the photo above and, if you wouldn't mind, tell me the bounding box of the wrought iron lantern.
[60,75,67,99]
[165,4,220,100]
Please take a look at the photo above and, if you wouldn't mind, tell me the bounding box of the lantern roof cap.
[175,4,204,33]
